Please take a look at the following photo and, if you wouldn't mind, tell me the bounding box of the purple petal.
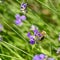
[27,32,31,38]
[34,29,39,36]
[23,3,27,7]
[15,19,22,25]
[20,15,26,21]
[21,3,27,9]
[33,55,41,60]
[29,36,35,39]
[29,36,35,44]
[15,14,20,20]
[37,32,42,37]
[29,39,35,44]
[39,54,45,59]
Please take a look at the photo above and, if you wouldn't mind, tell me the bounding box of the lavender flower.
[21,3,27,10]
[27,32,35,44]
[15,14,20,20]
[0,24,3,32]
[34,29,39,36]
[27,32,31,38]
[47,58,55,60]
[20,3,27,14]
[29,38,35,44]
[15,19,21,25]
[15,14,26,26]
[39,54,45,59]
[33,55,40,60]
[27,25,45,44]
[34,29,42,37]
[37,32,42,37]
[20,15,26,21]
[33,54,55,60]
[33,54,46,60]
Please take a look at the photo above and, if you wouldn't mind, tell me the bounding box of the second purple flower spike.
[20,3,27,14]
[33,54,46,60]
[33,54,55,60]
[27,32,35,44]
[15,14,26,26]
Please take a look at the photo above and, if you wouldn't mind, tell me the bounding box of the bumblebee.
[37,31,46,41]
[40,31,46,40]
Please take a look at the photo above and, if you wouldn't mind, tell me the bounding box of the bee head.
[41,31,46,36]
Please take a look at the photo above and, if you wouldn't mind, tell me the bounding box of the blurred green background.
[0,0,60,60]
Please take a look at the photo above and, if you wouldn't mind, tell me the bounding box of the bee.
[40,31,46,40]
[36,31,46,41]
[20,3,27,14]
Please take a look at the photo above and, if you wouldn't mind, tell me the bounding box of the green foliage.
[0,0,60,60]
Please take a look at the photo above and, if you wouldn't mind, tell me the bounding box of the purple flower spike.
[37,32,42,37]
[29,39,35,44]
[29,36,35,44]
[15,14,20,20]
[15,14,26,26]
[39,54,45,59]
[33,28,42,37]
[27,32,31,38]
[33,55,40,60]
[20,15,26,21]
[15,19,23,26]
[23,3,27,8]
[21,3,27,9]
[34,29,39,36]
